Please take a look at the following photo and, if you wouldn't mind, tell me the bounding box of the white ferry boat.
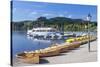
[27,27,62,39]
[27,27,76,39]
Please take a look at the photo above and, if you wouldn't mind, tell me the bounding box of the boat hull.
[16,53,40,64]
[39,49,60,57]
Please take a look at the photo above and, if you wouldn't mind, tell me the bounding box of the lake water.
[12,31,64,57]
[12,31,97,57]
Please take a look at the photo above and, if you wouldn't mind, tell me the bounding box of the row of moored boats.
[16,35,97,64]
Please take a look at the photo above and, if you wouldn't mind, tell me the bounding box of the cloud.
[42,13,53,16]
[31,11,38,15]
[57,11,68,17]
[68,15,72,18]
[29,10,70,20]
[28,11,39,20]
[29,11,38,17]
[58,14,65,17]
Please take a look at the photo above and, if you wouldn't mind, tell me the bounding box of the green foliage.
[12,17,97,31]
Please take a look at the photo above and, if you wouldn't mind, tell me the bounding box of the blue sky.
[12,1,97,22]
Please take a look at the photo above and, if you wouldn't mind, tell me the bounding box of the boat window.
[32,30,35,32]
[40,30,44,32]
[51,30,56,32]
[32,29,57,32]
[35,30,39,32]
[48,30,50,32]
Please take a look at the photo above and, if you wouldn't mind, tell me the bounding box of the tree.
[37,17,47,27]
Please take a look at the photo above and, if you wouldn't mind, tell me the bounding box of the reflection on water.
[12,31,64,57]
[12,31,97,57]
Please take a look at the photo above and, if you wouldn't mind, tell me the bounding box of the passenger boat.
[27,27,61,39]
[27,27,75,39]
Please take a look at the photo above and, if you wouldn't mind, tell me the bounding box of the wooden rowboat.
[17,46,60,58]
[16,52,40,64]
[39,48,60,57]
[67,42,81,50]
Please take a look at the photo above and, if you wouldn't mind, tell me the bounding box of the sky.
[12,1,97,22]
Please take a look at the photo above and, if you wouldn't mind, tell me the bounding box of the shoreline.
[13,40,97,66]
